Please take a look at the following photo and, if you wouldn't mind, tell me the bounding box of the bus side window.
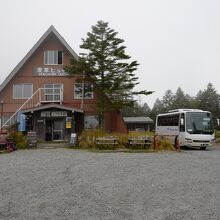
[180,113,185,132]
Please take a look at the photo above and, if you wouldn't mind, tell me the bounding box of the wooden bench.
[96,136,118,147]
[128,136,151,149]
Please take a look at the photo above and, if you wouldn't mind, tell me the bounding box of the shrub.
[9,132,27,149]
[78,129,175,151]
[156,139,175,151]
[128,131,154,137]
[78,129,129,150]
[78,129,106,149]
[77,129,153,150]
[215,130,220,139]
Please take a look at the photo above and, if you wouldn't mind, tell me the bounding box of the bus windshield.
[186,112,214,135]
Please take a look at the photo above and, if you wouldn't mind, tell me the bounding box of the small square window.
[44,50,63,65]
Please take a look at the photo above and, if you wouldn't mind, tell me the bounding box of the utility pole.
[79,53,86,110]
[80,70,85,109]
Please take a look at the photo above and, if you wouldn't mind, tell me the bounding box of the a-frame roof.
[0,25,78,93]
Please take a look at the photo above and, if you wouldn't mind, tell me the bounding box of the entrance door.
[45,120,64,141]
[45,120,53,141]
[53,120,63,141]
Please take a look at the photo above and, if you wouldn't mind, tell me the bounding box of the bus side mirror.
[180,118,184,125]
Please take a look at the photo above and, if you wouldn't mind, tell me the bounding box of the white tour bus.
[156,109,215,150]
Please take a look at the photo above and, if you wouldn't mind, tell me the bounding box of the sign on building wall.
[84,115,99,130]
[33,67,67,76]
[41,111,67,117]
[66,117,72,129]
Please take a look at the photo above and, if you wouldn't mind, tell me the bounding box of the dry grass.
[77,129,176,151]
[77,129,158,150]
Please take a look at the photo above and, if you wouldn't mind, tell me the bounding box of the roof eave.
[0,25,78,93]
[21,103,84,114]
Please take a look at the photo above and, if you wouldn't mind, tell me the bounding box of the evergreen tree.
[150,98,164,121]
[142,103,151,116]
[161,89,174,111]
[172,87,192,109]
[150,88,196,120]
[195,83,220,117]
[121,102,151,117]
[65,21,153,127]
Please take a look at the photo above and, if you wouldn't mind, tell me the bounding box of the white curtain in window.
[13,84,33,99]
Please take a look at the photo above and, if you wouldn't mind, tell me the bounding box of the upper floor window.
[44,84,63,102]
[13,84,33,99]
[44,50,63,65]
[74,83,93,99]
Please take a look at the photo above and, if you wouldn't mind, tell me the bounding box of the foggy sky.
[1,0,220,108]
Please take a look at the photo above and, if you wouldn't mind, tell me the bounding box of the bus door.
[179,113,185,145]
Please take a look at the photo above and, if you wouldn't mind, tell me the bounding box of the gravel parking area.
[0,146,220,220]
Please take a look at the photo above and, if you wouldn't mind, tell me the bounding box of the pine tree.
[172,87,192,109]
[121,102,151,117]
[195,83,220,117]
[150,98,164,121]
[65,20,153,127]
[161,89,174,111]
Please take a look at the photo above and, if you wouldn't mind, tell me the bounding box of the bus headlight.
[185,138,193,143]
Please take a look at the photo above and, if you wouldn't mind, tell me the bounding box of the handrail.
[1,87,63,129]
[2,88,42,128]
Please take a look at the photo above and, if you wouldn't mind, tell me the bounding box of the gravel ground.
[0,146,220,220]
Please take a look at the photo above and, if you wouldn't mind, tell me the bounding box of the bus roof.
[157,109,211,117]
[168,109,204,113]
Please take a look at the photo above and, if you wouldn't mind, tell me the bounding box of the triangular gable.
[0,25,78,92]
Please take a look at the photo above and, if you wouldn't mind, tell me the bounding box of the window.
[84,115,99,129]
[44,84,63,101]
[13,84,33,99]
[186,112,214,135]
[157,114,179,126]
[74,83,93,99]
[44,50,63,65]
